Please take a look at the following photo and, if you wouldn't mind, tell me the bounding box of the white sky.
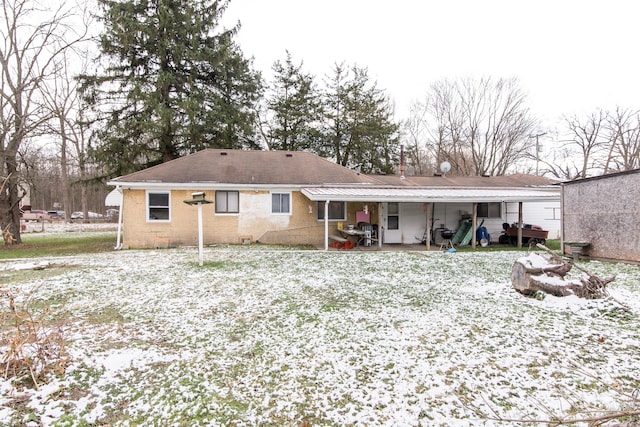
[224,0,640,125]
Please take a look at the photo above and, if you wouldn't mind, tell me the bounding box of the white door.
[384,202,402,243]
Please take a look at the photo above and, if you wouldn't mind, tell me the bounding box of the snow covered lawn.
[1,244,639,426]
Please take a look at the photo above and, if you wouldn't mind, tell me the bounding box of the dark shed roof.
[561,168,640,186]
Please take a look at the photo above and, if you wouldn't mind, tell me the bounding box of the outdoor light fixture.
[363,204,368,214]
[183,192,213,266]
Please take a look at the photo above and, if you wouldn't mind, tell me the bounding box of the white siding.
[505,201,561,239]
[400,203,428,244]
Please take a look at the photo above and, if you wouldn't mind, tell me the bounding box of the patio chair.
[360,224,379,246]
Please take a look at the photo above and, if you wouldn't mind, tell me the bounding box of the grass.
[455,239,560,251]
[1,244,639,425]
[0,232,117,259]
[1,231,560,259]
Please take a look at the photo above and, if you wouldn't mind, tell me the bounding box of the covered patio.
[301,185,561,251]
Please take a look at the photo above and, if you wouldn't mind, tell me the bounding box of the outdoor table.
[339,228,367,247]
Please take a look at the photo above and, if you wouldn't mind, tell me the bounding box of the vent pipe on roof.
[399,145,405,179]
[286,153,293,157]
[220,151,228,155]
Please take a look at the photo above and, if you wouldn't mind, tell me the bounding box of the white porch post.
[472,203,478,249]
[324,200,330,251]
[378,202,383,248]
[425,203,431,251]
[115,186,123,250]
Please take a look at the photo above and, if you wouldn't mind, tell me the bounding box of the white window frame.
[387,202,399,230]
[317,201,346,221]
[146,190,171,222]
[271,192,292,215]
[215,190,240,215]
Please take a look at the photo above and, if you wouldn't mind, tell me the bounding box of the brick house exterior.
[108,149,560,249]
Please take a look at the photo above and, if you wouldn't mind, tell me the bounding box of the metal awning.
[301,186,560,203]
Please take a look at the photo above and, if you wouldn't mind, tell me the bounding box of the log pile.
[511,245,614,299]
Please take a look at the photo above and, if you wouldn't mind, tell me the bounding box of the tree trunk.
[511,252,612,299]
[59,118,72,223]
[1,150,23,244]
[511,260,577,297]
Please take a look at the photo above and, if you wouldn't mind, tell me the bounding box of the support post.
[115,187,123,249]
[472,203,477,249]
[197,202,204,266]
[425,203,431,251]
[183,192,212,266]
[378,202,383,248]
[517,201,523,248]
[324,200,330,251]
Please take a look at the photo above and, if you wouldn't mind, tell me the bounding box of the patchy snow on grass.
[1,245,639,426]
[21,221,118,235]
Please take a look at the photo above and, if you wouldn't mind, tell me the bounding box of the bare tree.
[537,145,583,180]
[406,77,537,176]
[562,110,608,179]
[602,107,640,173]
[41,49,93,222]
[0,0,86,243]
[402,103,433,175]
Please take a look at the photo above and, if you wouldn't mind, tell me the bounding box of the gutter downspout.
[324,200,330,251]
[115,186,124,250]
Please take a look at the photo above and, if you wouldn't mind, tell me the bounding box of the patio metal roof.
[301,186,560,203]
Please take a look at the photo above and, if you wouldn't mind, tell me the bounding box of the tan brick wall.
[121,189,350,248]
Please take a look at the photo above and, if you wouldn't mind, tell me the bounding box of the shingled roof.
[108,149,558,191]
[368,173,556,187]
[109,149,377,186]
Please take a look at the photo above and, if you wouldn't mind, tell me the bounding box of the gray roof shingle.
[110,149,377,186]
[109,149,557,189]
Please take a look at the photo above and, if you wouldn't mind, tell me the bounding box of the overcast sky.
[224,0,640,125]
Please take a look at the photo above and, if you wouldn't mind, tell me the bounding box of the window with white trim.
[477,202,501,218]
[215,191,239,213]
[272,192,291,214]
[317,201,346,221]
[147,191,170,221]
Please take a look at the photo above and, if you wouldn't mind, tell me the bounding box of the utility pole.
[530,132,547,175]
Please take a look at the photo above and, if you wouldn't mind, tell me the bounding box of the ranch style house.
[107,149,561,250]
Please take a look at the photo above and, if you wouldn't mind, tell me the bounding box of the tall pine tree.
[261,52,322,151]
[81,0,262,175]
[323,63,399,174]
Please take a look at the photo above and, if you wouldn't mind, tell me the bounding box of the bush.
[0,285,69,388]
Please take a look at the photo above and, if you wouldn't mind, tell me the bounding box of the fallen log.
[511,251,612,299]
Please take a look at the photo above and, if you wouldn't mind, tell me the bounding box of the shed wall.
[562,172,640,262]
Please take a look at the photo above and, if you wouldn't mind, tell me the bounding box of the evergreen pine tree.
[262,52,322,152]
[323,64,399,174]
[81,0,262,175]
